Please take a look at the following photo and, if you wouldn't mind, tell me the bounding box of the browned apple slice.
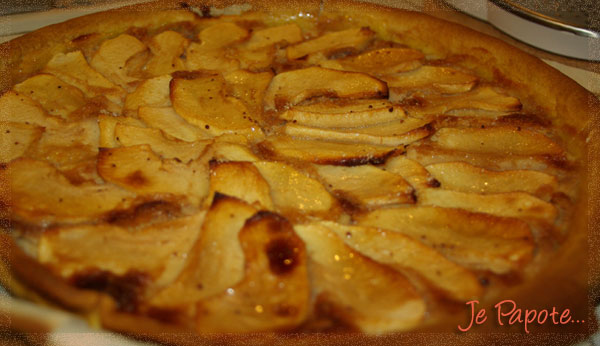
[384,66,478,94]
[207,161,274,210]
[253,161,336,217]
[258,136,397,165]
[431,127,563,156]
[185,22,249,72]
[425,162,558,200]
[14,74,86,119]
[204,134,259,162]
[98,114,145,148]
[44,51,125,105]
[322,48,424,74]
[418,189,557,223]
[90,34,147,89]
[316,221,482,301]
[145,30,189,76]
[357,206,534,274]
[384,156,436,190]
[405,86,521,116]
[199,22,249,49]
[150,195,256,307]
[170,73,263,139]
[279,99,397,127]
[0,122,44,162]
[223,69,273,113]
[124,75,172,114]
[264,67,388,110]
[0,91,62,127]
[196,211,310,332]
[97,145,209,203]
[294,222,425,333]
[2,158,135,225]
[114,124,210,162]
[286,27,375,60]
[314,164,414,208]
[245,23,303,50]
[283,119,431,146]
[138,106,210,142]
[39,211,206,290]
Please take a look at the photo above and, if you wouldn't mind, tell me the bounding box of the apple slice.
[185,22,249,72]
[124,75,172,114]
[90,34,147,89]
[279,99,400,128]
[0,91,62,127]
[150,195,256,307]
[321,48,424,74]
[114,124,210,162]
[39,211,206,290]
[170,73,263,139]
[145,30,189,76]
[357,206,534,274]
[44,50,125,105]
[97,145,209,203]
[431,127,563,156]
[245,23,303,50]
[223,69,273,114]
[258,136,397,165]
[14,73,86,119]
[207,161,274,210]
[253,161,337,218]
[294,222,425,333]
[316,221,482,301]
[196,211,310,332]
[418,189,557,223]
[98,114,145,148]
[314,164,414,208]
[2,158,134,225]
[384,66,478,94]
[203,134,259,162]
[264,67,388,110]
[283,119,431,146]
[425,162,558,200]
[384,155,435,190]
[286,27,375,60]
[0,122,44,163]
[138,106,210,142]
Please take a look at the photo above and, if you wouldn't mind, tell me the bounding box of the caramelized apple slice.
[357,206,534,274]
[258,136,397,165]
[185,22,248,72]
[114,124,210,162]
[2,158,134,224]
[145,31,189,76]
[204,134,259,162]
[286,27,374,60]
[418,189,557,223]
[245,24,303,49]
[97,145,209,203]
[170,73,263,138]
[98,114,145,148]
[223,69,273,113]
[138,106,210,142]
[283,119,431,146]
[208,161,274,209]
[405,86,521,116]
[425,162,558,199]
[199,22,249,49]
[44,51,124,105]
[124,75,172,114]
[150,195,256,307]
[280,99,400,128]
[314,164,414,207]
[264,67,388,110]
[317,221,482,301]
[253,161,336,217]
[14,74,86,119]
[90,34,147,89]
[294,222,425,333]
[0,91,61,127]
[384,156,435,190]
[0,122,44,162]
[431,127,563,156]
[39,211,206,289]
[196,211,310,332]
[384,66,478,94]
[322,48,424,74]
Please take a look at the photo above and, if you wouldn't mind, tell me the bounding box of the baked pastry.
[0,0,598,344]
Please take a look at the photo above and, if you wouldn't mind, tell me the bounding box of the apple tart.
[0,0,597,343]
